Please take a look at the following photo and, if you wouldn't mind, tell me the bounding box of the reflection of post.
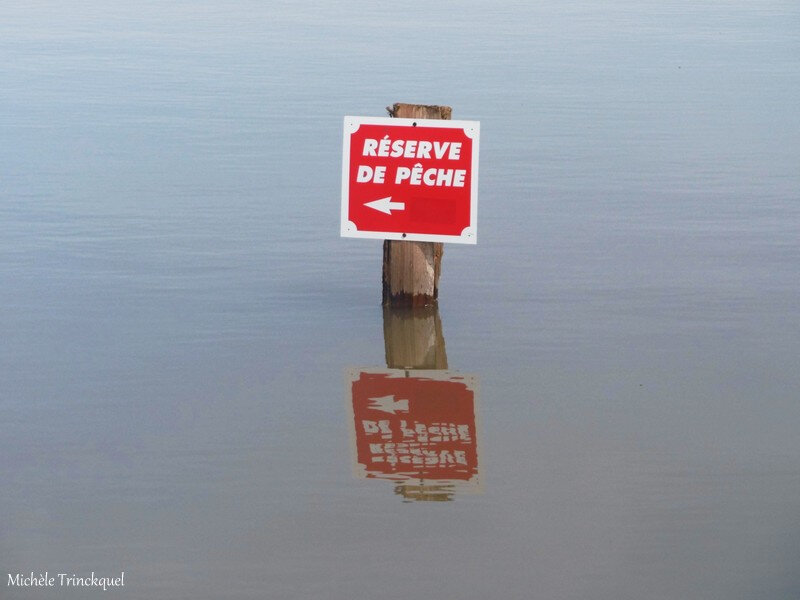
[344,305,480,502]
[394,483,454,503]
[383,305,448,370]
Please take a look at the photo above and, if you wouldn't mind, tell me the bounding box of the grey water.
[2,1,799,598]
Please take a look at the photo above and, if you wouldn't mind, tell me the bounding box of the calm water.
[2,1,799,598]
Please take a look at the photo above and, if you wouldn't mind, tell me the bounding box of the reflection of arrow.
[367,395,409,415]
[364,196,405,215]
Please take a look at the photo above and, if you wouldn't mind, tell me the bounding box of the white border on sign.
[341,115,480,245]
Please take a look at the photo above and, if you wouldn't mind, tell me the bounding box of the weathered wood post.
[382,103,452,307]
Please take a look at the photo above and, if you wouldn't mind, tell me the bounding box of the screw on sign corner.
[381,103,450,308]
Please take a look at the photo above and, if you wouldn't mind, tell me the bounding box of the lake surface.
[2,1,799,598]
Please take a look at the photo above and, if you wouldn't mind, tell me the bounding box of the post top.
[386,103,452,120]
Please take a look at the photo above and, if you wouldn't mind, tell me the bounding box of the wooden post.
[382,103,451,307]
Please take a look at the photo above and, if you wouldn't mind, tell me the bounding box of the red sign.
[346,369,480,491]
[341,116,480,244]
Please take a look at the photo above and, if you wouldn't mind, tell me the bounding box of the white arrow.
[367,395,409,415]
[364,196,405,215]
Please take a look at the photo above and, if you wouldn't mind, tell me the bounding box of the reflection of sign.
[346,369,480,496]
[341,116,480,244]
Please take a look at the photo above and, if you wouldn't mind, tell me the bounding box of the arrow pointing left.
[367,395,409,415]
[364,196,405,215]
